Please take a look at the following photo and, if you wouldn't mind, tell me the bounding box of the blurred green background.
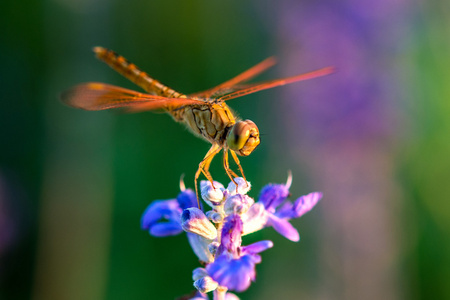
[1,0,449,299]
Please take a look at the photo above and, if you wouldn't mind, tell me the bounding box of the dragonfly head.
[227,120,260,156]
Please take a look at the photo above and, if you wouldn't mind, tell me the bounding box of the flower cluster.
[141,176,322,300]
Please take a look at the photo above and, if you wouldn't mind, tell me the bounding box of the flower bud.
[193,276,219,293]
[192,267,208,281]
[208,241,220,256]
[227,177,251,195]
[181,208,217,240]
[201,180,225,206]
[224,194,254,215]
[206,210,224,223]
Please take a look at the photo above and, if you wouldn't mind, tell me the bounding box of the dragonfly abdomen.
[93,47,184,98]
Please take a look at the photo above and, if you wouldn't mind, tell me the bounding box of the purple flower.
[141,176,321,297]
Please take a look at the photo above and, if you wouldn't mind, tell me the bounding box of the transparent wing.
[190,57,277,98]
[217,66,335,101]
[61,82,205,111]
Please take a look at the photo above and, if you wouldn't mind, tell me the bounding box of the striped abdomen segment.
[93,47,184,98]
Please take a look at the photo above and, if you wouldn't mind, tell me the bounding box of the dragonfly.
[61,47,334,207]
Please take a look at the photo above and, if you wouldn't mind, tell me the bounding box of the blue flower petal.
[267,213,300,242]
[241,240,273,255]
[177,189,198,209]
[258,184,290,212]
[141,199,181,229]
[273,201,294,219]
[206,255,257,292]
[292,192,322,218]
[149,221,183,237]
[141,199,183,237]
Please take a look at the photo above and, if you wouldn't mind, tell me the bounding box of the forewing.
[61,82,204,111]
[190,57,277,98]
[217,66,335,101]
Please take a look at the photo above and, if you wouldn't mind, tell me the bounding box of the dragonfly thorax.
[226,120,260,156]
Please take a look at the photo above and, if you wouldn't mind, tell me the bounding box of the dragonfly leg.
[230,150,247,183]
[223,149,240,191]
[194,144,221,208]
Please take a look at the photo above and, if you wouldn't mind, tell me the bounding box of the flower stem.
[213,287,227,300]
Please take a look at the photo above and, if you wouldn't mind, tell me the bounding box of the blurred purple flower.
[273,1,408,300]
[0,173,21,257]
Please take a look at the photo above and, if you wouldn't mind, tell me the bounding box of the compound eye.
[227,121,250,151]
[226,120,260,156]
